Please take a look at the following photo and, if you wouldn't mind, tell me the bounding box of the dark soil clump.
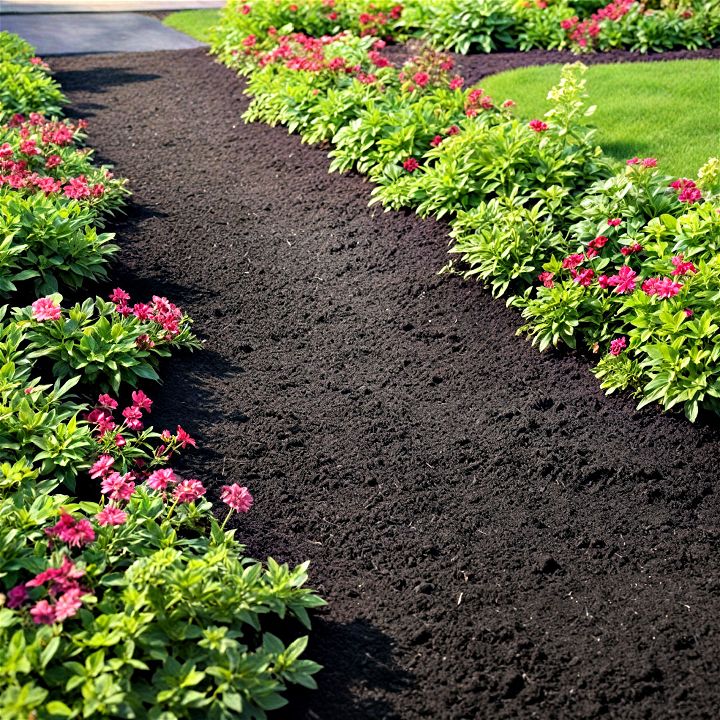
[52,48,720,719]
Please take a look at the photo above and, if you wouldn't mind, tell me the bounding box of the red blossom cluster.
[670,177,703,203]
[0,115,106,198]
[561,0,635,47]
[109,288,185,339]
[539,217,696,309]
[465,87,494,116]
[357,4,403,36]
[7,555,89,625]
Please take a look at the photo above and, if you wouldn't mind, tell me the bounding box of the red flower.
[403,157,419,173]
[529,119,548,132]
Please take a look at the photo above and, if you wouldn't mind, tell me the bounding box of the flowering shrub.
[0,32,65,122]
[0,469,324,719]
[213,0,720,56]
[16,291,201,391]
[216,11,720,419]
[0,33,325,716]
[0,112,129,295]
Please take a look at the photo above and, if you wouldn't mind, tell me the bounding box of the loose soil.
[53,48,720,719]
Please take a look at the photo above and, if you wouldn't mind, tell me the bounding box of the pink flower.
[620,243,643,256]
[175,426,196,449]
[27,557,84,594]
[430,135,443,147]
[45,154,62,168]
[502,99,516,108]
[132,302,152,320]
[562,253,584,270]
[412,72,429,87]
[572,267,595,287]
[147,468,177,491]
[0,143,12,159]
[221,484,254,513]
[136,333,155,349]
[89,454,114,479]
[109,287,131,304]
[671,254,696,276]
[131,390,152,412]
[684,308,694,317]
[609,336,627,356]
[31,297,61,321]
[53,587,85,621]
[96,506,128,526]
[101,472,136,502]
[46,513,95,548]
[529,119,548,132]
[122,405,143,431]
[63,175,91,199]
[19,139,39,156]
[242,34,257,47]
[98,393,118,409]
[642,158,657,167]
[606,265,637,294]
[403,157,419,172]
[626,156,640,166]
[7,584,28,609]
[448,76,464,90]
[173,479,206,504]
[446,125,460,136]
[30,600,56,625]
[607,218,622,227]
[598,274,610,289]
[538,271,554,288]
[642,277,683,298]
[115,434,126,447]
[670,178,702,203]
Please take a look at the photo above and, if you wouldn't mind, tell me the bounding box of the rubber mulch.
[52,47,720,719]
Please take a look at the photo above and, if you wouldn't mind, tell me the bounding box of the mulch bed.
[52,47,720,719]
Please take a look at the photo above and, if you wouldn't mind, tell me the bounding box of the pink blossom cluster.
[465,87,494,117]
[561,0,635,48]
[670,178,703,204]
[539,216,692,304]
[626,156,657,168]
[356,4,403,36]
[0,116,105,198]
[87,389,154,440]
[109,288,185,339]
[31,296,62,321]
[8,556,90,625]
[641,276,683,298]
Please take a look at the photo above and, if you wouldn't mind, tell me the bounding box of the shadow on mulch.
[50,47,720,720]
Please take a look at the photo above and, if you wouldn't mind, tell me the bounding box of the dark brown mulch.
[384,42,720,77]
[52,48,720,720]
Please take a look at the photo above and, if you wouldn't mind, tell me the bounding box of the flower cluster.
[670,177,703,203]
[561,0,635,49]
[109,287,186,339]
[7,556,89,625]
[0,115,112,200]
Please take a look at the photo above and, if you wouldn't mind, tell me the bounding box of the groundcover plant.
[213,4,720,421]
[0,32,325,720]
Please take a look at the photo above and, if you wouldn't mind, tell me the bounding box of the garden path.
[0,11,207,54]
[52,47,720,719]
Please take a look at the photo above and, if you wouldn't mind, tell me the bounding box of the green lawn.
[163,9,220,43]
[483,60,720,177]
[160,11,719,178]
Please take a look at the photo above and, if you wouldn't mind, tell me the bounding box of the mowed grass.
[159,14,718,178]
[163,9,220,43]
[482,60,720,177]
